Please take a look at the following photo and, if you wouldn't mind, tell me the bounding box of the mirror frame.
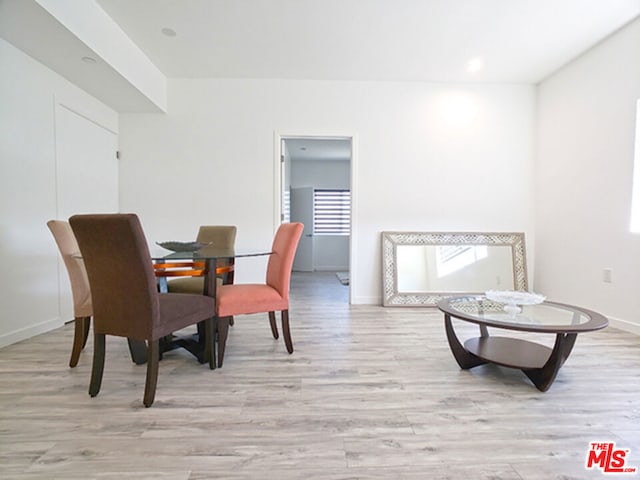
[382,231,528,306]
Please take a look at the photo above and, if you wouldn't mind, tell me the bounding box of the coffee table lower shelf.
[464,336,550,370]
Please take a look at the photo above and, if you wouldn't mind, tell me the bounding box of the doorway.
[278,135,353,300]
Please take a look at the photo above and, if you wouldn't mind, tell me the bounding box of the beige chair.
[48,220,148,366]
[47,220,92,367]
[70,213,217,407]
[166,225,237,294]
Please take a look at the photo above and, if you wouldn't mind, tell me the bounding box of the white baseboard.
[608,316,640,335]
[0,317,64,349]
[352,295,380,305]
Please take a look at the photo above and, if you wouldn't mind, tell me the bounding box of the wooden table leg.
[523,333,578,392]
[217,316,230,368]
[444,314,486,369]
[203,319,216,370]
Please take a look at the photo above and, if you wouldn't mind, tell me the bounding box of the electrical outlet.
[603,268,613,283]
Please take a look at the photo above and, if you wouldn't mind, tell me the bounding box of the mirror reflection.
[382,231,528,306]
[396,245,514,293]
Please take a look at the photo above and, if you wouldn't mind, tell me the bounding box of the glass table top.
[151,246,272,261]
[437,296,608,333]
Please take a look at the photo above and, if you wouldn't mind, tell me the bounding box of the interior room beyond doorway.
[282,137,352,297]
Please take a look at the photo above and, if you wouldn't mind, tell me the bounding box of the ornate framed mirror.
[382,231,528,306]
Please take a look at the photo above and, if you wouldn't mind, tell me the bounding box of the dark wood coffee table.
[437,296,608,391]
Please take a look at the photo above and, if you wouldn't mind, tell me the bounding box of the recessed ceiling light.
[467,57,484,74]
[81,56,97,64]
[161,27,177,37]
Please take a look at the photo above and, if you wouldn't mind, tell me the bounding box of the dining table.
[73,241,272,366]
[128,245,273,366]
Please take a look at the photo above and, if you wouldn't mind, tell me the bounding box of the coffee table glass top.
[438,296,608,333]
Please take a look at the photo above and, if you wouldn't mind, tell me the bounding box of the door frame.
[274,131,358,303]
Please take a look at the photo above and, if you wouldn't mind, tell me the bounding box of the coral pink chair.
[215,222,303,367]
[47,220,92,367]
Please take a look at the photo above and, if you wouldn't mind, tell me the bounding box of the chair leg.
[217,316,231,368]
[82,316,90,347]
[268,311,279,339]
[70,316,89,367]
[204,318,216,370]
[143,340,160,408]
[281,310,294,354]
[89,333,106,397]
[127,339,148,365]
[196,321,206,358]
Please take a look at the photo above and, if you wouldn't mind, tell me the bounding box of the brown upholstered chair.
[166,225,237,294]
[215,222,303,367]
[69,213,217,407]
[47,220,92,367]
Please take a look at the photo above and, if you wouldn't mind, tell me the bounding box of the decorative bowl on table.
[156,241,211,252]
[485,290,546,316]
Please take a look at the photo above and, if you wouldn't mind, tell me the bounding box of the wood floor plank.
[0,271,638,479]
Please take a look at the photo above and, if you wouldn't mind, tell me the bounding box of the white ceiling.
[285,138,351,162]
[97,0,640,83]
[2,0,639,113]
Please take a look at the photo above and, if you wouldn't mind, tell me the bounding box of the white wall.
[536,17,640,333]
[119,79,535,303]
[291,159,351,189]
[291,159,350,271]
[0,39,118,347]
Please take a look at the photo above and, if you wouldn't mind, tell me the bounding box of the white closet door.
[55,103,118,219]
[54,103,118,320]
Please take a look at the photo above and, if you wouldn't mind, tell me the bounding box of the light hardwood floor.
[1,272,639,479]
